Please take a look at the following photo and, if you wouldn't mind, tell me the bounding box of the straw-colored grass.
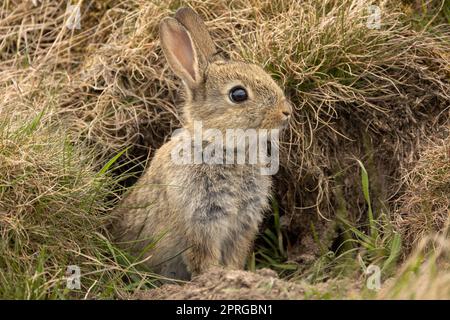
[0,110,163,299]
[396,132,450,252]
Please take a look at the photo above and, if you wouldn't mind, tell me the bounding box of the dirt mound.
[134,268,307,300]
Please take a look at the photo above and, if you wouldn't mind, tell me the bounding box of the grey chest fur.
[173,164,271,226]
[171,164,271,267]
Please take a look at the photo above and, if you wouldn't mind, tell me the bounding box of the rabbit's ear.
[174,7,218,62]
[160,17,201,88]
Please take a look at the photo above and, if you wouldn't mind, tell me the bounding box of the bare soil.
[132,268,308,300]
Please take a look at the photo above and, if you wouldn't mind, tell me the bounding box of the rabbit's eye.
[229,86,248,103]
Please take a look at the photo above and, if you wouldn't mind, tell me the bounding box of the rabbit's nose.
[280,101,292,120]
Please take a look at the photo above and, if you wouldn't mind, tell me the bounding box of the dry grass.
[0,110,162,299]
[378,229,450,299]
[396,131,450,251]
[0,0,449,298]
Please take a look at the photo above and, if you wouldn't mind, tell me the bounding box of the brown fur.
[113,7,291,280]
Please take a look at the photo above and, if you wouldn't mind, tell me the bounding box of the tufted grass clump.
[0,111,159,299]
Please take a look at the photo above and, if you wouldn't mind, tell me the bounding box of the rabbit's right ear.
[174,7,218,62]
[160,17,201,89]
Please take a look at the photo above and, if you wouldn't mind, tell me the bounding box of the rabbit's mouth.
[279,118,290,130]
[260,116,291,132]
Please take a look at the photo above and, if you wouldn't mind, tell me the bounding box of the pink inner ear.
[167,24,196,82]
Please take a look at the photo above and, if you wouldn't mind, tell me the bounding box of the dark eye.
[229,86,248,103]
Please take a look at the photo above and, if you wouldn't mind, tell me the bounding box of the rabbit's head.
[160,8,292,133]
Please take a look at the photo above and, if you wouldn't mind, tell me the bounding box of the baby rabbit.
[113,7,291,280]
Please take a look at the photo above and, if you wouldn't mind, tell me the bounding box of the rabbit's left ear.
[160,17,202,89]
